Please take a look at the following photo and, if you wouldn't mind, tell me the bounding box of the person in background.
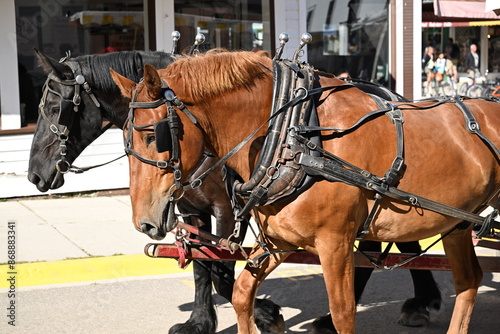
[445,55,458,83]
[422,46,435,91]
[434,52,447,83]
[465,43,480,81]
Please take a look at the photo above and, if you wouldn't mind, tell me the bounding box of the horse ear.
[143,64,163,99]
[110,68,136,99]
[34,48,71,78]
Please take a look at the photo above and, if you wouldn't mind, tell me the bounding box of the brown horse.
[112,51,500,333]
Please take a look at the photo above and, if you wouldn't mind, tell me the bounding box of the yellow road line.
[0,254,190,288]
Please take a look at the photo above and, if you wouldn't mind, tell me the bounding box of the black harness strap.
[356,95,405,238]
[294,132,500,230]
[454,96,500,159]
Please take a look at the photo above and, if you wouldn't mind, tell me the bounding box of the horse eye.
[145,133,156,145]
[50,106,60,114]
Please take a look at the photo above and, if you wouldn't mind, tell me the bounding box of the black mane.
[77,51,175,93]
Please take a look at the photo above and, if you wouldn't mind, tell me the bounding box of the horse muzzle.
[139,218,167,240]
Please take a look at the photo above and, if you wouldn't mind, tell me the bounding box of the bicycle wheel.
[467,84,483,98]
[458,82,468,96]
[440,82,454,96]
[481,86,492,99]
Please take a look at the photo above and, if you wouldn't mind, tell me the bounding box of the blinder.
[154,118,173,153]
[58,99,77,127]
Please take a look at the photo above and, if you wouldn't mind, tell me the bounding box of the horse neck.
[81,52,175,129]
[74,56,128,129]
[193,81,274,181]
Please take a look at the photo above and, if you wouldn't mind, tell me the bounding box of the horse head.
[112,64,207,239]
[28,49,104,191]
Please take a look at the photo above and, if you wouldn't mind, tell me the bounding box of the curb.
[0,254,188,289]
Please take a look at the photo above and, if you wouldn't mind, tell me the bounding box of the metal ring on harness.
[55,159,71,174]
[294,86,308,99]
[190,178,203,189]
[266,165,280,180]
[144,243,156,257]
[166,184,185,201]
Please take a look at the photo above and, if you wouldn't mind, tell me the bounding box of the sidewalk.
[0,191,151,263]
[0,190,184,289]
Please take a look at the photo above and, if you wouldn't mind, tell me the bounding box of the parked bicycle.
[424,73,457,97]
[458,71,499,98]
[423,53,457,97]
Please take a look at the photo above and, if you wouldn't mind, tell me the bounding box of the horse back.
[308,81,500,240]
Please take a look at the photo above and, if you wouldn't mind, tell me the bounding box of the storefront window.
[453,26,481,72]
[174,0,270,53]
[14,0,144,126]
[306,0,390,86]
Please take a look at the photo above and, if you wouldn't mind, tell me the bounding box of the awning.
[422,20,500,27]
[434,0,500,19]
[69,11,144,28]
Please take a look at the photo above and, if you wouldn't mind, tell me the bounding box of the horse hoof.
[309,314,336,334]
[168,321,215,334]
[254,299,285,333]
[397,309,430,327]
[398,296,440,327]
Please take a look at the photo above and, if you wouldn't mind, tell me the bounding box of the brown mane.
[163,50,273,103]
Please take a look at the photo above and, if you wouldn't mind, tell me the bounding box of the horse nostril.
[28,172,41,185]
[140,222,164,240]
[141,222,156,233]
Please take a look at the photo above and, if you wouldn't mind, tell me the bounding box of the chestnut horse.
[29,50,439,333]
[111,52,499,333]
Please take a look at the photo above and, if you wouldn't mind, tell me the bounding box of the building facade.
[0,0,498,197]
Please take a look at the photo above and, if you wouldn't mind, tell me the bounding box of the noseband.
[38,58,108,174]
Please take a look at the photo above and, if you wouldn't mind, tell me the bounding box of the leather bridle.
[38,59,113,174]
[125,80,199,190]
[125,80,202,231]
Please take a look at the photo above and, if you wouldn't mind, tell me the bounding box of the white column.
[413,1,422,99]
[274,0,308,60]
[0,0,21,130]
[395,0,405,96]
[480,26,488,76]
[155,0,175,52]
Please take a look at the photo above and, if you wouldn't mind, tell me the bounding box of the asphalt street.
[1,193,499,333]
[2,264,500,334]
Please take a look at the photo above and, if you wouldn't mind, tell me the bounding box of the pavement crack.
[18,200,92,256]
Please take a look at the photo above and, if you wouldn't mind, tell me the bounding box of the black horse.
[28,50,440,333]
[29,49,284,334]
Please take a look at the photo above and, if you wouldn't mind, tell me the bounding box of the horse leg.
[210,259,284,333]
[169,259,216,334]
[168,214,217,334]
[310,240,380,333]
[316,237,357,333]
[233,238,291,334]
[395,241,441,327]
[211,205,284,333]
[442,226,482,334]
